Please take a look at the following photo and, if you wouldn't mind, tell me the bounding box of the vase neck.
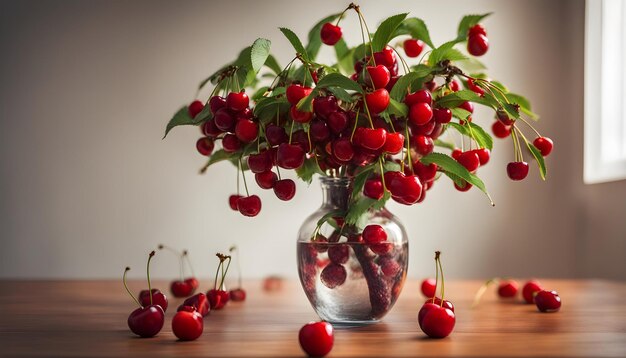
[320,177,351,211]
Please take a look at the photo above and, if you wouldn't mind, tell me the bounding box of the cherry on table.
[178,293,210,317]
[170,280,194,298]
[419,303,456,338]
[138,289,168,312]
[172,305,203,341]
[229,288,247,302]
[497,279,519,298]
[299,321,334,357]
[522,280,543,304]
[535,290,561,312]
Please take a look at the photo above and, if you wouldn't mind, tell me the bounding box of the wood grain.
[0,279,625,357]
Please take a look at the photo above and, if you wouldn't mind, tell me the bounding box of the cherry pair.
[418,251,455,338]
[467,24,489,56]
[158,245,198,298]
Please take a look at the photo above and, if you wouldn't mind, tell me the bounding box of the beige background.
[0,0,624,281]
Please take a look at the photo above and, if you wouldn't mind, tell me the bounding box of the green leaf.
[451,107,472,120]
[295,157,325,184]
[526,142,547,180]
[371,13,409,52]
[395,17,435,49]
[279,27,308,59]
[264,54,282,75]
[390,69,432,102]
[506,92,539,120]
[387,98,408,118]
[250,38,271,73]
[163,106,204,138]
[448,122,493,150]
[457,13,492,40]
[334,38,352,74]
[428,41,456,65]
[421,152,493,205]
[436,90,492,108]
[345,196,377,225]
[316,72,363,93]
[327,87,355,103]
[456,57,488,72]
[434,139,456,150]
[306,13,341,61]
[199,149,232,174]
[351,164,376,199]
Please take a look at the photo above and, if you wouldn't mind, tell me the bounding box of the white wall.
[1,0,624,281]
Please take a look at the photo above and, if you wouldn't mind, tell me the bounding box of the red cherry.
[405,90,432,106]
[139,289,168,312]
[255,171,277,190]
[127,305,165,338]
[313,96,339,119]
[413,162,438,182]
[178,293,210,317]
[185,277,199,291]
[356,127,387,151]
[409,103,433,125]
[247,151,273,174]
[449,80,461,92]
[170,280,194,298]
[172,306,203,341]
[535,290,561,312]
[467,78,485,96]
[299,321,334,357]
[425,297,455,312]
[265,124,288,146]
[320,22,342,46]
[383,132,405,154]
[433,107,452,124]
[229,288,247,302]
[273,179,296,201]
[363,177,384,200]
[226,91,249,112]
[454,180,473,192]
[365,88,390,114]
[235,119,258,143]
[202,119,222,137]
[326,110,348,134]
[492,121,511,138]
[404,38,424,58]
[471,148,491,165]
[206,289,230,310]
[379,257,401,276]
[236,195,262,217]
[419,303,456,338]
[188,100,204,118]
[468,34,489,56]
[497,280,519,298]
[209,96,227,114]
[388,172,423,205]
[421,278,437,298]
[366,65,391,89]
[469,24,487,37]
[522,280,543,304]
[290,106,313,123]
[413,135,434,156]
[310,119,330,142]
[362,225,387,244]
[328,244,349,264]
[213,108,235,132]
[451,148,462,160]
[459,101,474,113]
[228,194,243,210]
[276,143,305,169]
[196,137,214,156]
[332,138,354,162]
[286,84,313,105]
[222,133,241,153]
[320,263,347,289]
[457,151,480,172]
[533,137,554,156]
[506,161,529,181]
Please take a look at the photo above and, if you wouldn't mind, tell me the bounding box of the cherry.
[454,180,473,192]
[405,90,432,106]
[413,162,438,182]
[522,280,543,304]
[320,22,342,46]
[433,107,452,124]
[226,91,249,112]
[172,306,203,341]
[299,321,334,357]
[202,119,222,137]
[209,95,227,114]
[320,262,347,289]
[356,127,387,151]
[327,111,349,134]
[214,108,236,132]
[328,244,349,264]
[533,137,554,156]
[138,289,168,313]
[228,194,243,210]
[413,135,434,156]
[421,278,437,298]
[383,132,404,154]
[451,148,462,160]
[404,38,424,58]
[472,148,491,165]
[535,290,561,312]
[229,288,246,302]
[492,121,511,138]
[469,24,487,37]
[365,88,390,114]
[507,161,529,181]
[496,109,515,125]
[274,179,296,201]
[196,137,214,156]
[290,106,313,123]
[255,171,277,189]
[237,195,262,217]
[171,280,194,298]
[425,297,454,312]
[276,143,305,169]
[497,280,519,298]
[265,124,288,146]
[310,119,330,142]
[409,103,433,126]
[468,33,489,56]
[380,257,401,276]
[419,251,455,339]
[157,245,198,298]
[313,96,338,119]
[362,225,387,244]
[457,151,480,172]
[188,100,204,118]
[363,177,384,200]
[467,78,485,96]
[207,253,232,310]
[388,172,422,205]
[185,276,199,291]
[459,101,474,113]
[366,65,391,89]
[332,138,355,162]
[286,84,313,105]
[235,119,258,143]
[222,134,242,153]
[247,151,273,174]
[178,293,210,317]
[124,253,165,338]
[449,80,461,92]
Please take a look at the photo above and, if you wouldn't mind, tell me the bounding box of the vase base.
[324,319,381,328]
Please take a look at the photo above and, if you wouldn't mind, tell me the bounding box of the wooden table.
[1,279,625,357]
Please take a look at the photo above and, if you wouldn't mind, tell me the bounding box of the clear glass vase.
[297,177,409,325]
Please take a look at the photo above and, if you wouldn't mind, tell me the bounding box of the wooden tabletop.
[0,279,625,357]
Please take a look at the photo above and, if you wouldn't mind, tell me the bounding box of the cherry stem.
[431,252,439,304]
[219,255,232,290]
[238,158,250,196]
[123,267,142,308]
[158,244,184,281]
[349,108,361,141]
[229,245,243,288]
[471,278,496,308]
[405,124,413,173]
[146,251,155,306]
[182,250,196,278]
[378,157,388,194]
[391,46,411,75]
[288,120,295,144]
[436,251,445,306]
[355,8,375,66]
